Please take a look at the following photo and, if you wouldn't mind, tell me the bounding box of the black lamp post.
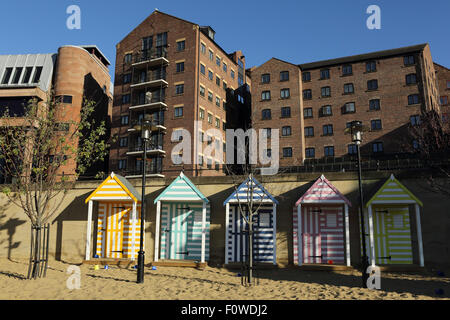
[136,114,153,284]
[345,120,370,288]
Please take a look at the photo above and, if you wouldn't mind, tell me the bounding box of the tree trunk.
[27,224,50,279]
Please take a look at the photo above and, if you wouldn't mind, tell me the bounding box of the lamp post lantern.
[136,114,153,284]
[345,120,370,288]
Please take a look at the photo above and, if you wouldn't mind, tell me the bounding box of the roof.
[154,172,209,203]
[299,43,428,70]
[85,172,141,203]
[295,175,352,206]
[224,176,278,205]
[365,174,423,207]
[79,45,111,66]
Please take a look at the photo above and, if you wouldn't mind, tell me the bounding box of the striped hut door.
[302,206,321,264]
[105,203,128,259]
[168,203,191,260]
[254,205,274,263]
[96,202,107,258]
[229,205,248,263]
[320,207,345,265]
[373,209,389,265]
[385,207,413,264]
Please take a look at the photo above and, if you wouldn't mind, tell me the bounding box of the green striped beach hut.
[154,172,210,264]
[364,174,424,267]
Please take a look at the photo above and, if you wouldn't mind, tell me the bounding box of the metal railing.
[132,71,167,85]
[131,96,166,107]
[134,47,168,64]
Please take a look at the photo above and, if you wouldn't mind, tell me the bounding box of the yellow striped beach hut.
[85,172,142,261]
[364,174,424,267]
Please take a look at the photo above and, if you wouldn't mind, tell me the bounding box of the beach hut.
[223,176,279,265]
[293,175,352,267]
[84,172,141,261]
[153,172,210,266]
[364,174,424,267]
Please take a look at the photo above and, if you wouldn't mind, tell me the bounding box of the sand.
[0,258,448,300]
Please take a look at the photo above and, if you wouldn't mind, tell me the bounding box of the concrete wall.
[0,170,448,271]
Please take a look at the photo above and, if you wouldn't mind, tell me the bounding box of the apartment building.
[0,45,112,183]
[110,10,248,178]
[251,44,441,167]
[434,63,450,121]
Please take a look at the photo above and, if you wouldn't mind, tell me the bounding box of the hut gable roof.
[295,175,351,206]
[154,172,209,203]
[85,172,141,203]
[223,176,278,205]
[365,174,423,207]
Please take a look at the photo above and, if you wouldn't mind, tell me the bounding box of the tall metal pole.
[137,137,147,283]
[356,142,369,288]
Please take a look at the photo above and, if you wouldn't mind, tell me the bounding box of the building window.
[280,88,290,99]
[216,97,220,107]
[261,73,270,84]
[119,137,128,147]
[343,102,355,114]
[200,64,206,75]
[303,89,312,100]
[323,124,333,136]
[283,147,293,158]
[305,148,315,158]
[118,159,127,170]
[121,115,129,126]
[11,67,23,84]
[207,158,212,169]
[200,86,205,97]
[371,119,382,131]
[447,81,450,89]
[22,67,33,84]
[406,74,417,85]
[32,67,43,83]
[410,115,421,126]
[320,69,330,80]
[176,62,185,73]
[367,79,378,91]
[304,108,313,118]
[366,61,377,73]
[223,62,227,73]
[281,107,291,118]
[231,70,235,79]
[199,108,205,119]
[122,94,131,104]
[282,126,292,136]
[223,121,226,131]
[200,43,206,54]
[262,128,271,138]
[372,142,383,153]
[369,99,380,110]
[57,95,73,104]
[408,94,420,105]
[262,109,271,120]
[348,144,357,155]
[123,73,132,84]
[344,83,354,94]
[261,91,271,101]
[324,146,335,157]
[321,86,331,97]
[124,54,132,64]
[320,105,332,117]
[207,113,213,124]
[440,96,449,106]
[216,76,220,87]
[208,91,213,102]
[174,107,183,118]
[280,71,289,81]
[198,155,204,166]
[342,65,352,75]
[223,81,227,90]
[302,72,311,82]
[404,55,415,66]
[305,127,314,137]
[215,117,220,128]
[208,70,213,81]
[175,84,184,95]
[209,50,213,61]
[265,149,272,158]
[216,56,221,67]
[177,40,185,51]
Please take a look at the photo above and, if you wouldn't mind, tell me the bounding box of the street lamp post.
[136,115,152,284]
[346,120,370,288]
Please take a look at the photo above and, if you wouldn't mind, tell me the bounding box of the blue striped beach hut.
[154,172,210,264]
[223,175,279,265]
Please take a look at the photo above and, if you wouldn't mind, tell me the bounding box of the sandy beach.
[0,258,448,300]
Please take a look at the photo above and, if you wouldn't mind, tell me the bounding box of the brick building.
[251,44,442,167]
[110,10,249,179]
[434,62,450,121]
[0,45,112,183]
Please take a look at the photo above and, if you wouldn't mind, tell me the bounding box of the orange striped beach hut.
[84,172,141,261]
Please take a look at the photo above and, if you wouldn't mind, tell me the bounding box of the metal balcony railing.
[132,71,167,85]
[131,96,166,107]
[134,47,168,64]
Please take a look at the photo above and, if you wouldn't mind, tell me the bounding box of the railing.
[131,96,166,107]
[132,71,167,85]
[134,47,168,64]
[126,167,163,176]
[129,117,165,129]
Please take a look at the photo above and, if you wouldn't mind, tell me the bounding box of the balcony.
[125,168,164,179]
[130,71,168,90]
[132,48,169,68]
[130,96,167,111]
[127,118,167,133]
[126,135,165,156]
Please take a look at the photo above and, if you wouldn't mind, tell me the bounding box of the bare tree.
[0,93,109,278]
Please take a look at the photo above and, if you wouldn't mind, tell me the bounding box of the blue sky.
[0,0,448,79]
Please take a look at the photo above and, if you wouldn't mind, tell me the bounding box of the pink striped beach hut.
[293,175,352,266]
